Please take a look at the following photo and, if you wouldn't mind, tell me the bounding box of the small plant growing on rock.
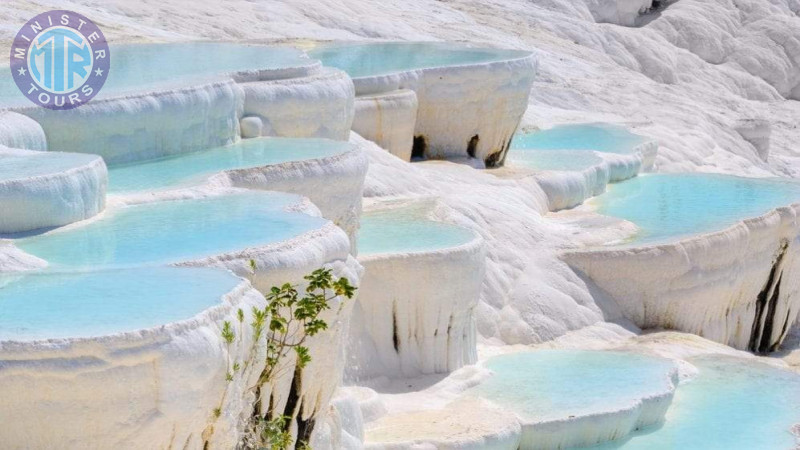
[213,263,355,450]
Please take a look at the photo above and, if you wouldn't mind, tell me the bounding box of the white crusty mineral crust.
[352,89,418,161]
[0,111,46,150]
[241,67,355,140]
[15,80,244,165]
[0,147,107,234]
[351,52,536,167]
[240,115,264,138]
[564,203,800,351]
[350,224,486,378]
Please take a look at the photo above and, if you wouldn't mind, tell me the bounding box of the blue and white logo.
[10,10,110,110]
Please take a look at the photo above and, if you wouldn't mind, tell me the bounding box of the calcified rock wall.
[0,147,107,234]
[563,203,800,351]
[348,233,486,378]
[241,67,355,140]
[15,80,244,165]
[352,54,536,167]
[0,111,46,150]
[351,89,418,161]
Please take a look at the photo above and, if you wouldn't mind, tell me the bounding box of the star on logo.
[94,68,104,77]
[16,67,26,76]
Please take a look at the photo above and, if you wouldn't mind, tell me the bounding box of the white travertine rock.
[564,203,800,352]
[734,118,771,162]
[241,67,355,140]
[0,147,107,234]
[350,230,486,378]
[587,0,655,26]
[352,89,418,161]
[0,111,46,150]
[15,80,244,165]
[240,115,264,138]
[351,53,536,167]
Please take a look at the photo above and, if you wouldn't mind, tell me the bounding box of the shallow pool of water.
[469,350,676,422]
[587,356,800,450]
[592,174,800,244]
[358,205,476,256]
[0,151,99,181]
[512,124,647,154]
[507,149,603,172]
[307,42,529,79]
[108,137,351,193]
[0,266,241,341]
[13,191,326,267]
[0,42,313,106]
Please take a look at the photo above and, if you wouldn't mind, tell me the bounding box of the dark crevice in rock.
[280,367,314,449]
[758,274,783,353]
[749,243,789,353]
[392,302,400,353]
[467,134,479,158]
[484,150,503,168]
[772,308,793,353]
[411,135,426,160]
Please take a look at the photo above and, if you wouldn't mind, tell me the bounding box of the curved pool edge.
[562,201,800,351]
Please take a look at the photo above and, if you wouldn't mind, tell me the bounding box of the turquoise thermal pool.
[588,356,800,450]
[108,137,352,193]
[507,149,603,172]
[469,350,676,422]
[592,174,800,244]
[0,42,314,106]
[0,151,99,181]
[507,124,647,171]
[512,124,647,154]
[12,191,326,268]
[0,267,241,341]
[307,42,530,79]
[358,206,476,256]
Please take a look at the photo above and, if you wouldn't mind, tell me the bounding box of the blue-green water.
[0,151,99,181]
[308,42,529,79]
[508,124,647,172]
[0,267,241,340]
[588,356,800,450]
[358,206,476,256]
[592,174,800,244]
[13,191,326,268]
[470,350,676,422]
[0,42,313,106]
[108,137,351,193]
[512,124,647,154]
[508,149,603,172]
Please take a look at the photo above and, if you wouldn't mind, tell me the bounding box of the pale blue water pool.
[108,137,351,193]
[512,124,647,154]
[508,149,603,172]
[0,42,313,106]
[588,356,800,450]
[12,191,326,267]
[308,42,529,79]
[592,174,800,244]
[358,206,476,256]
[0,151,99,181]
[0,267,241,341]
[469,350,676,422]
